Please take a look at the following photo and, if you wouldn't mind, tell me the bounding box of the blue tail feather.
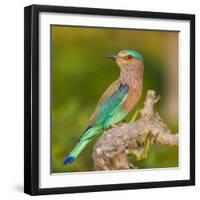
[63,126,103,165]
[63,155,75,165]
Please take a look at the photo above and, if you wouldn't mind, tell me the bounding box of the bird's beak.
[107,54,118,60]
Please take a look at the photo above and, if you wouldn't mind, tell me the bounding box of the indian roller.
[64,50,144,164]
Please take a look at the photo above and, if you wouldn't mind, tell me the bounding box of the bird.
[64,49,144,164]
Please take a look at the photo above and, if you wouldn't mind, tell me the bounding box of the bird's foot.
[111,122,126,128]
[111,124,118,128]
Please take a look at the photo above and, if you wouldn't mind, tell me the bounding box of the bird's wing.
[96,79,121,106]
[86,79,128,128]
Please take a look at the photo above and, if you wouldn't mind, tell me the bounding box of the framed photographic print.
[24,4,195,195]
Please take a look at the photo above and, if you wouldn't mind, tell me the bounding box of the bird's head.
[107,50,143,70]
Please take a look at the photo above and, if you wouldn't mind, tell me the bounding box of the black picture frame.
[24,4,195,196]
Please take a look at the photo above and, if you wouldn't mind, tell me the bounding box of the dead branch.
[92,90,178,170]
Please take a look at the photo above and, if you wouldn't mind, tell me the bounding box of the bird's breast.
[121,80,142,113]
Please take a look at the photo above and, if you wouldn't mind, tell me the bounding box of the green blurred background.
[51,25,178,173]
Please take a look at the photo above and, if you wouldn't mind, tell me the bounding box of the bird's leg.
[111,120,126,128]
[111,124,118,128]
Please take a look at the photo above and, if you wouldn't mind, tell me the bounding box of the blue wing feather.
[95,83,129,127]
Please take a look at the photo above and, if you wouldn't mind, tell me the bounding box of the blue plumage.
[63,155,75,164]
[95,83,128,126]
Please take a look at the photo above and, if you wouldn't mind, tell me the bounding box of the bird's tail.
[63,126,102,165]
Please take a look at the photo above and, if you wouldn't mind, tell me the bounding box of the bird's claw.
[111,124,118,128]
[111,123,126,128]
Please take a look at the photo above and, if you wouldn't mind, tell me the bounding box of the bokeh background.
[51,25,178,173]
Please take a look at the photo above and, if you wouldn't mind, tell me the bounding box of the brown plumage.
[117,55,144,113]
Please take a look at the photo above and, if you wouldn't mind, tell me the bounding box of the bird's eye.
[126,54,133,60]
